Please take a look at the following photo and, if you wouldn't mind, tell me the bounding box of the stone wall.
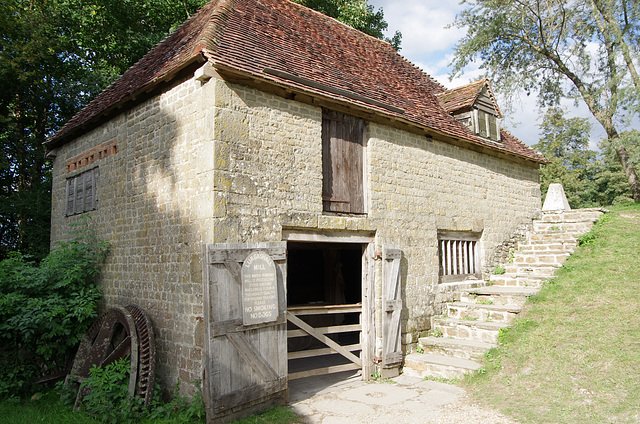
[50,70,541,393]
[51,75,217,395]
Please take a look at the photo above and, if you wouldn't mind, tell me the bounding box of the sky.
[366,0,609,148]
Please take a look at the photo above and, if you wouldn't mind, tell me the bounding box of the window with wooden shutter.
[477,110,488,139]
[322,110,366,214]
[438,231,482,283]
[65,168,98,216]
[488,114,500,141]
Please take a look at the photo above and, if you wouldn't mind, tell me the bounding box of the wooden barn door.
[202,242,288,424]
[381,246,402,378]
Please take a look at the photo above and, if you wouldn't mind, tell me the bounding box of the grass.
[0,390,299,424]
[227,407,302,424]
[462,203,640,423]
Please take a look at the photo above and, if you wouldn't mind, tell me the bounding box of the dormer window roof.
[436,79,502,142]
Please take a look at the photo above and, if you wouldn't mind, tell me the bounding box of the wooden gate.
[381,246,402,377]
[203,242,288,424]
[286,303,363,379]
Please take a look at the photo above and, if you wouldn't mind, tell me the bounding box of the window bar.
[460,240,467,274]
[470,241,476,274]
[464,241,470,274]
[452,240,458,275]
[445,240,450,275]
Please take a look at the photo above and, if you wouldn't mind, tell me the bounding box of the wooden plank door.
[381,246,402,377]
[203,242,288,424]
[322,109,365,214]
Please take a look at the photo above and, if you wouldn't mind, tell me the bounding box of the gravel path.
[289,372,520,424]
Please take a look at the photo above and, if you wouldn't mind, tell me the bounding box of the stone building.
[47,0,545,420]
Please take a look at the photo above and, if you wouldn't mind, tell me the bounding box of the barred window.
[438,232,481,282]
[66,168,98,216]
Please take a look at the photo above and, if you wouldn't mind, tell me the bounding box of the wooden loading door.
[203,242,288,424]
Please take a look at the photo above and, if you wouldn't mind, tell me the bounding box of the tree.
[0,0,206,261]
[293,0,402,49]
[0,0,83,261]
[534,108,598,207]
[594,130,639,204]
[451,0,640,202]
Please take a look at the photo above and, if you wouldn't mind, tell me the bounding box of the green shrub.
[0,219,109,396]
[80,357,142,423]
[66,357,205,423]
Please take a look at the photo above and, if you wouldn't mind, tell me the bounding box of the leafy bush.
[79,357,141,423]
[64,357,205,423]
[0,220,109,396]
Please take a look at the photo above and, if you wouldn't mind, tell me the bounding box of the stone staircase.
[403,208,605,379]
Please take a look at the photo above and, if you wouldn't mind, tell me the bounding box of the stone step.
[418,337,496,361]
[538,210,604,223]
[446,301,521,323]
[533,222,596,233]
[527,232,579,242]
[488,274,548,288]
[431,317,508,344]
[519,243,577,253]
[512,252,570,265]
[460,286,538,306]
[403,353,482,380]
[504,264,559,276]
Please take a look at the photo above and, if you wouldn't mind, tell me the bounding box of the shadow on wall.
[64,79,209,398]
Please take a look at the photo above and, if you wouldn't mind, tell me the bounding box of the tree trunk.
[606,124,640,202]
[613,142,640,202]
[600,118,640,203]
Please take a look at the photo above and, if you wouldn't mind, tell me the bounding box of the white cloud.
[370,0,465,61]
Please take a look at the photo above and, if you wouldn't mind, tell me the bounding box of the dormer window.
[474,109,500,142]
[436,79,503,143]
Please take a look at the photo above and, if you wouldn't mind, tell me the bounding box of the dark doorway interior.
[287,242,363,307]
[286,242,364,379]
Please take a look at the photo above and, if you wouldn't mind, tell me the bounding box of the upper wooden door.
[322,109,365,214]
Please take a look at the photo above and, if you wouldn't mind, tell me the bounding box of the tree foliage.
[535,108,634,207]
[451,0,640,202]
[535,108,598,207]
[0,0,206,261]
[0,221,108,396]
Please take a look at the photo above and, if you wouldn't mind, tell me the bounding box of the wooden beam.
[289,363,360,380]
[287,324,361,339]
[226,332,279,382]
[288,344,361,360]
[286,312,362,367]
[287,303,362,315]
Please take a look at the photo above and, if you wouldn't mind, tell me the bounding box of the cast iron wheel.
[125,305,156,407]
[66,305,155,409]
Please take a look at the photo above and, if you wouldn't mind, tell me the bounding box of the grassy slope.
[463,203,640,423]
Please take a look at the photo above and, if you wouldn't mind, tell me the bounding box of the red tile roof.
[500,129,546,161]
[47,0,545,164]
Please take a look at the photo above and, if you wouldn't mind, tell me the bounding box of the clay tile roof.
[436,79,502,118]
[47,0,544,164]
[500,129,547,163]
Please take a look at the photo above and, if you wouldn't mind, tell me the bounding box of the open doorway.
[286,240,367,380]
